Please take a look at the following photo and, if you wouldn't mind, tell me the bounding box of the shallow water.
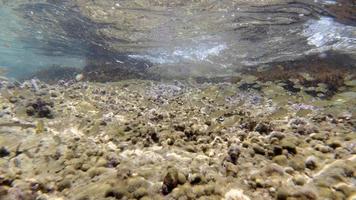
[0,5,86,78]
[0,1,356,199]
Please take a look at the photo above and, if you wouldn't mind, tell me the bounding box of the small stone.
[315,145,332,153]
[294,188,317,200]
[224,188,251,200]
[9,97,18,103]
[217,116,225,123]
[284,167,295,175]
[177,172,186,185]
[117,167,132,179]
[252,144,265,155]
[269,131,285,140]
[50,92,58,97]
[167,138,174,145]
[281,139,297,154]
[289,155,305,171]
[133,187,148,199]
[96,157,107,167]
[305,156,318,170]
[273,146,283,156]
[333,183,354,197]
[75,194,90,200]
[310,133,327,141]
[335,147,350,159]
[225,162,239,177]
[75,74,84,82]
[57,179,71,191]
[81,164,91,171]
[255,178,265,188]
[0,186,8,196]
[162,167,179,195]
[254,122,271,134]
[293,175,306,186]
[26,99,54,119]
[87,167,108,178]
[276,187,289,200]
[99,121,107,126]
[273,155,288,166]
[203,184,215,195]
[127,178,148,193]
[26,107,35,116]
[242,142,249,148]
[227,144,240,164]
[104,187,125,199]
[184,145,196,153]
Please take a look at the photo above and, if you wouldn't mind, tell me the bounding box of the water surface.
[0,0,355,79]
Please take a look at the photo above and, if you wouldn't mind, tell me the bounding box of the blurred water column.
[0,5,85,79]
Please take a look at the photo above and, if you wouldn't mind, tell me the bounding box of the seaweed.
[244,51,356,98]
[325,0,356,26]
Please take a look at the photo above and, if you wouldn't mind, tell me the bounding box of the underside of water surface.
[0,1,356,200]
[0,0,355,80]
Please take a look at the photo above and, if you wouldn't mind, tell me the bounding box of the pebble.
[227,144,240,164]
[9,97,18,103]
[281,139,297,154]
[162,167,180,195]
[75,74,84,82]
[292,175,306,186]
[305,156,318,170]
[252,144,265,155]
[273,155,288,166]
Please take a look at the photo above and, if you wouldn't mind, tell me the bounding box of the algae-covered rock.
[273,155,288,166]
[226,144,241,165]
[305,156,318,170]
[162,167,181,195]
[280,138,298,154]
[25,98,54,119]
[0,77,355,200]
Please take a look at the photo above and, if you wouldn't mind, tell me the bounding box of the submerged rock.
[162,167,180,195]
[224,188,251,200]
[26,99,54,119]
[226,145,241,165]
[0,78,354,199]
[305,156,318,170]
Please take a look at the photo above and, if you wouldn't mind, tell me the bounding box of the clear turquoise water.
[0,6,85,78]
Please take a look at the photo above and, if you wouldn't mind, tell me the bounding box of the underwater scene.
[0,0,355,199]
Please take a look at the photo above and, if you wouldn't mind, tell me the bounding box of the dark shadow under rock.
[25,65,81,84]
[82,57,158,82]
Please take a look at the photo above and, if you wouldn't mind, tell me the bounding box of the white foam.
[320,0,337,5]
[302,17,356,52]
[129,43,226,64]
[172,44,226,61]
